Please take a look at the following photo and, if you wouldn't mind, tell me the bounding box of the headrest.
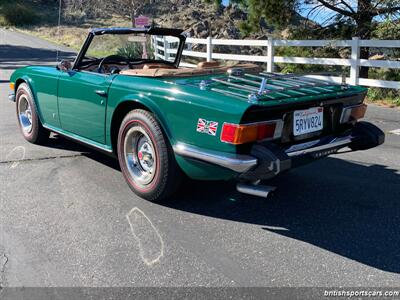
[197,61,221,69]
[143,63,174,69]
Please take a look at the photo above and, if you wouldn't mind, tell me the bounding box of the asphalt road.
[1,28,400,289]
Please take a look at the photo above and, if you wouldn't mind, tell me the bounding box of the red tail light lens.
[221,121,282,144]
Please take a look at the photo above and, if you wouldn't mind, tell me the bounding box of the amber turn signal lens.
[340,104,368,123]
[9,82,15,91]
[350,103,368,120]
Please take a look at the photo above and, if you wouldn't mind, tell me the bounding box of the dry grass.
[365,98,400,109]
[18,15,131,51]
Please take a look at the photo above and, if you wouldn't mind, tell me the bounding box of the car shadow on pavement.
[5,31,398,276]
[48,134,121,171]
[164,157,400,274]
[40,135,400,273]
[0,45,76,69]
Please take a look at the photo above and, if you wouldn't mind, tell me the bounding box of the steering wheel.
[98,55,131,74]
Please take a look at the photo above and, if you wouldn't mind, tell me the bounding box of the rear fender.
[109,94,173,143]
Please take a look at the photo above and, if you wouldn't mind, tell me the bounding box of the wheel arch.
[109,99,173,155]
[14,76,45,123]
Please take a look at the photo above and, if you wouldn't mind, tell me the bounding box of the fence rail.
[153,36,400,89]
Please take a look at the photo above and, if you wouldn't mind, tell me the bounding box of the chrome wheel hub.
[123,126,157,187]
[18,95,32,134]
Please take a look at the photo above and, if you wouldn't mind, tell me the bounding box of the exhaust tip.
[237,183,276,198]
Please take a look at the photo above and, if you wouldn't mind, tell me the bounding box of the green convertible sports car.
[9,27,385,201]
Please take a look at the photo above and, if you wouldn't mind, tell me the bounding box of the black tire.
[117,109,182,202]
[16,83,49,144]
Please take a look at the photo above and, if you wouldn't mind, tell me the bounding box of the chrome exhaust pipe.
[236,183,276,198]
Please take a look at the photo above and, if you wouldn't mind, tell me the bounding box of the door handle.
[95,90,107,97]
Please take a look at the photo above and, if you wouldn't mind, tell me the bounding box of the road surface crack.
[0,153,84,165]
[0,253,9,291]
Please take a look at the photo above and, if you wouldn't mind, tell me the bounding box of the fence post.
[267,37,275,73]
[350,37,360,85]
[153,36,158,60]
[186,33,192,51]
[206,36,213,62]
[163,36,170,61]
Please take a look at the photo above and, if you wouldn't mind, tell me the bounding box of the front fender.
[10,66,61,128]
[11,73,45,123]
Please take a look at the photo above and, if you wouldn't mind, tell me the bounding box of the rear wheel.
[16,83,49,144]
[117,109,182,202]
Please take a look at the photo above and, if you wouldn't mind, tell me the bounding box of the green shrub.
[117,42,155,60]
[117,43,143,60]
[368,88,400,106]
[367,68,400,106]
[0,2,39,26]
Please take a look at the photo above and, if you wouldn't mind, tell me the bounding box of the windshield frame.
[73,27,186,71]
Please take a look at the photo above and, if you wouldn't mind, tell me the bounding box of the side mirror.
[57,60,73,72]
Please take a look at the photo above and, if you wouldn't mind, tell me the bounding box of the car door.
[57,70,113,144]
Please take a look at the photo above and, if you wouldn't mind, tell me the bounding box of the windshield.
[83,34,181,64]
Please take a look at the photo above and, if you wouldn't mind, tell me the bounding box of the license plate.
[293,107,323,136]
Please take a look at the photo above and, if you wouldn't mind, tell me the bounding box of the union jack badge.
[197,118,219,136]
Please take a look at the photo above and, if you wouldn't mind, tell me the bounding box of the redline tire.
[117,109,182,202]
[16,83,49,144]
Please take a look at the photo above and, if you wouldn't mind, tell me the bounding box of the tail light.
[221,120,283,145]
[340,104,367,124]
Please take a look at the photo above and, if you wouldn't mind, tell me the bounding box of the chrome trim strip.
[173,143,257,173]
[8,92,15,102]
[286,136,352,157]
[43,124,113,153]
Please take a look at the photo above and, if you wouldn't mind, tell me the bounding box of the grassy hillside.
[0,0,54,26]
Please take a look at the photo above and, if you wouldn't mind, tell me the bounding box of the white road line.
[389,129,400,136]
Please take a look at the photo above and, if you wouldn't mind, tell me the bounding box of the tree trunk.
[131,11,135,27]
[355,0,373,79]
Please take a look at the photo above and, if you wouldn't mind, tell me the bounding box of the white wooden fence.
[153,36,400,89]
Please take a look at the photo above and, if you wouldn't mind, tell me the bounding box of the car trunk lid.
[171,70,367,107]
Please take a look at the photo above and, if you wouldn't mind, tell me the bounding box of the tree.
[117,0,155,26]
[210,0,400,78]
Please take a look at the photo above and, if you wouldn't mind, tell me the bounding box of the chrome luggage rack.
[209,69,348,102]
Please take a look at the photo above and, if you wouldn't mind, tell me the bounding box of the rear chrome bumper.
[173,143,257,173]
[285,136,353,158]
[8,92,15,102]
[174,122,385,179]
